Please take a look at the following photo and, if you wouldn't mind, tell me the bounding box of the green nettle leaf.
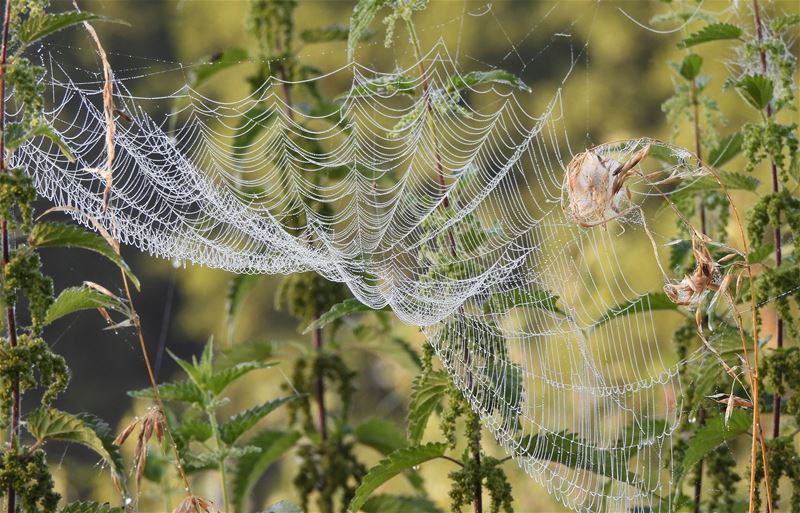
[219,395,300,445]
[59,502,124,513]
[233,430,302,513]
[15,11,126,49]
[483,288,562,315]
[5,123,75,161]
[679,410,751,481]
[518,431,638,485]
[748,243,774,265]
[735,74,774,110]
[29,222,140,289]
[189,47,249,88]
[303,298,388,333]
[300,24,350,43]
[407,371,448,445]
[354,418,407,455]
[707,132,743,167]
[593,292,678,329]
[361,494,444,513]
[75,413,127,490]
[207,361,277,396]
[233,109,276,159]
[678,53,702,81]
[446,69,531,94]
[175,419,213,444]
[128,380,204,406]
[347,443,447,513]
[677,23,743,48]
[259,501,304,513]
[668,170,760,208]
[45,285,127,326]
[226,273,266,340]
[340,74,416,100]
[770,13,800,33]
[347,0,388,60]
[27,409,119,474]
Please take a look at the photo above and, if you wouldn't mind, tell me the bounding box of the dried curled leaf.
[564,144,650,227]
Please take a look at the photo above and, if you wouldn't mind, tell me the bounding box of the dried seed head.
[173,495,216,513]
[115,406,164,495]
[664,235,721,307]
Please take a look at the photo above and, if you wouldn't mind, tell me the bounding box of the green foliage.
[658,3,800,509]
[339,74,416,99]
[678,23,743,48]
[449,454,513,513]
[300,24,350,43]
[303,297,388,333]
[706,132,743,167]
[678,53,702,81]
[406,370,448,445]
[45,285,127,326]
[14,11,122,50]
[734,73,774,111]
[232,430,301,513]
[58,502,124,513]
[347,443,447,513]
[347,0,388,60]
[219,396,300,445]
[679,410,751,479]
[131,338,296,513]
[28,221,140,289]
[0,335,68,424]
[275,271,350,326]
[445,69,530,94]
[26,408,123,481]
[361,494,443,513]
[518,430,638,485]
[0,2,138,511]
[0,448,60,513]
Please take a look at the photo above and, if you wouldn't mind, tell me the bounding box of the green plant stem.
[312,324,328,442]
[206,405,230,513]
[405,14,482,513]
[690,75,706,513]
[0,1,20,511]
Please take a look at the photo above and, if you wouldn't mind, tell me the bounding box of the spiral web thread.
[11,40,724,512]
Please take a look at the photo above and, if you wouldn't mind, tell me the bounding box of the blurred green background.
[34,1,795,512]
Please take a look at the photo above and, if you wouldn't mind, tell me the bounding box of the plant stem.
[206,405,230,513]
[751,0,784,443]
[405,15,482,513]
[312,324,328,442]
[751,1,781,511]
[0,1,19,511]
[690,75,707,513]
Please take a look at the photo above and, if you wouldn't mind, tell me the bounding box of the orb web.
[10,38,729,513]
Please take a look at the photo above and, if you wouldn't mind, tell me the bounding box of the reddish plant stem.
[0,1,19,511]
[751,0,784,442]
[751,2,779,512]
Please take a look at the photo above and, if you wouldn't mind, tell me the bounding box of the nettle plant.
[0,2,159,513]
[126,339,301,513]
[657,2,799,512]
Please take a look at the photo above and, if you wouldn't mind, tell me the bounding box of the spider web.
[7,5,735,511]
